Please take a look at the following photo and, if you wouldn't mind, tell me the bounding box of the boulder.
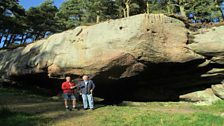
[212,83,224,100]
[188,26,224,65]
[0,14,201,79]
[0,14,223,101]
[188,26,224,57]
[179,88,221,105]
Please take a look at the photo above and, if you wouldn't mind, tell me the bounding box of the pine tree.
[185,0,218,21]
[56,0,120,30]
[56,0,83,30]
[0,0,25,47]
[26,0,58,41]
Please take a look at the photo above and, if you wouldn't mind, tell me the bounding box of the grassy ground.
[0,87,224,126]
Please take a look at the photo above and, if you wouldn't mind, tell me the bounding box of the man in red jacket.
[61,76,77,111]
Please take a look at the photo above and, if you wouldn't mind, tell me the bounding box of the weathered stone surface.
[212,83,224,100]
[188,26,224,66]
[179,88,221,105]
[0,14,223,101]
[188,26,224,57]
[0,14,201,79]
[211,56,224,65]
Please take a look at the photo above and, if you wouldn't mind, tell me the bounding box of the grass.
[0,106,52,126]
[96,106,224,126]
[191,100,224,113]
[0,87,224,126]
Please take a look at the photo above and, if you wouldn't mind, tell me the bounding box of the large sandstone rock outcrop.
[0,14,223,102]
[188,26,224,57]
[0,14,200,78]
[188,26,224,66]
[186,26,224,102]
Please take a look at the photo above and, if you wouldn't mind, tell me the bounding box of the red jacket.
[61,81,75,93]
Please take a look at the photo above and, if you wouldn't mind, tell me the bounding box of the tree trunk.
[123,8,127,17]
[96,15,100,23]
[146,2,150,14]
[23,33,28,44]
[6,34,15,47]
[125,2,130,17]
[9,34,16,44]
[0,33,3,45]
[35,32,40,41]
[3,32,9,48]
[42,32,47,38]
[21,34,24,44]
[179,5,186,17]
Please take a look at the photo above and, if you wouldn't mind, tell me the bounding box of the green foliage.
[147,0,169,14]
[56,0,121,30]
[130,0,146,15]
[26,0,59,40]
[55,0,83,30]
[185,0,218,21]
[104,0,120,19]
[0,0,59,48]
[0,0,26,47]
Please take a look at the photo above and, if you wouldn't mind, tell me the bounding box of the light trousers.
[82,94,94,109]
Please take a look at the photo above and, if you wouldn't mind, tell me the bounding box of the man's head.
[82,75,89,81]
[65,76,71,82]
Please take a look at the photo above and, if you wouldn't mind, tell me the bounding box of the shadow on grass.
[0,104,87,126]
[0,106,52,126]
[0,87,108,126]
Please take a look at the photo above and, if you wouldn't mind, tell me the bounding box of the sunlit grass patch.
[97,105,224,126]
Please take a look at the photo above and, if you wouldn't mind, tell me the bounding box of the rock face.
[188,26,224,68]
[212,83,224,100]
[0,14,223,102]
[180,88,221,105]
[188,26,224,57]
[186,26,224,102]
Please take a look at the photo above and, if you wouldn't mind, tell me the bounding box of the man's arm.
[92,81,95,90]
[90,80,95,94]
[70,82,76,89]
[79,82,83,95]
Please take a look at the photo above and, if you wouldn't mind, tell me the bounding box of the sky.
[19,0,65,9]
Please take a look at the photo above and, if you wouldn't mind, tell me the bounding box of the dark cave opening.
[4,59,224,104]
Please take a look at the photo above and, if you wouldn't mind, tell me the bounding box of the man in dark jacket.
[79,75,95,110]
